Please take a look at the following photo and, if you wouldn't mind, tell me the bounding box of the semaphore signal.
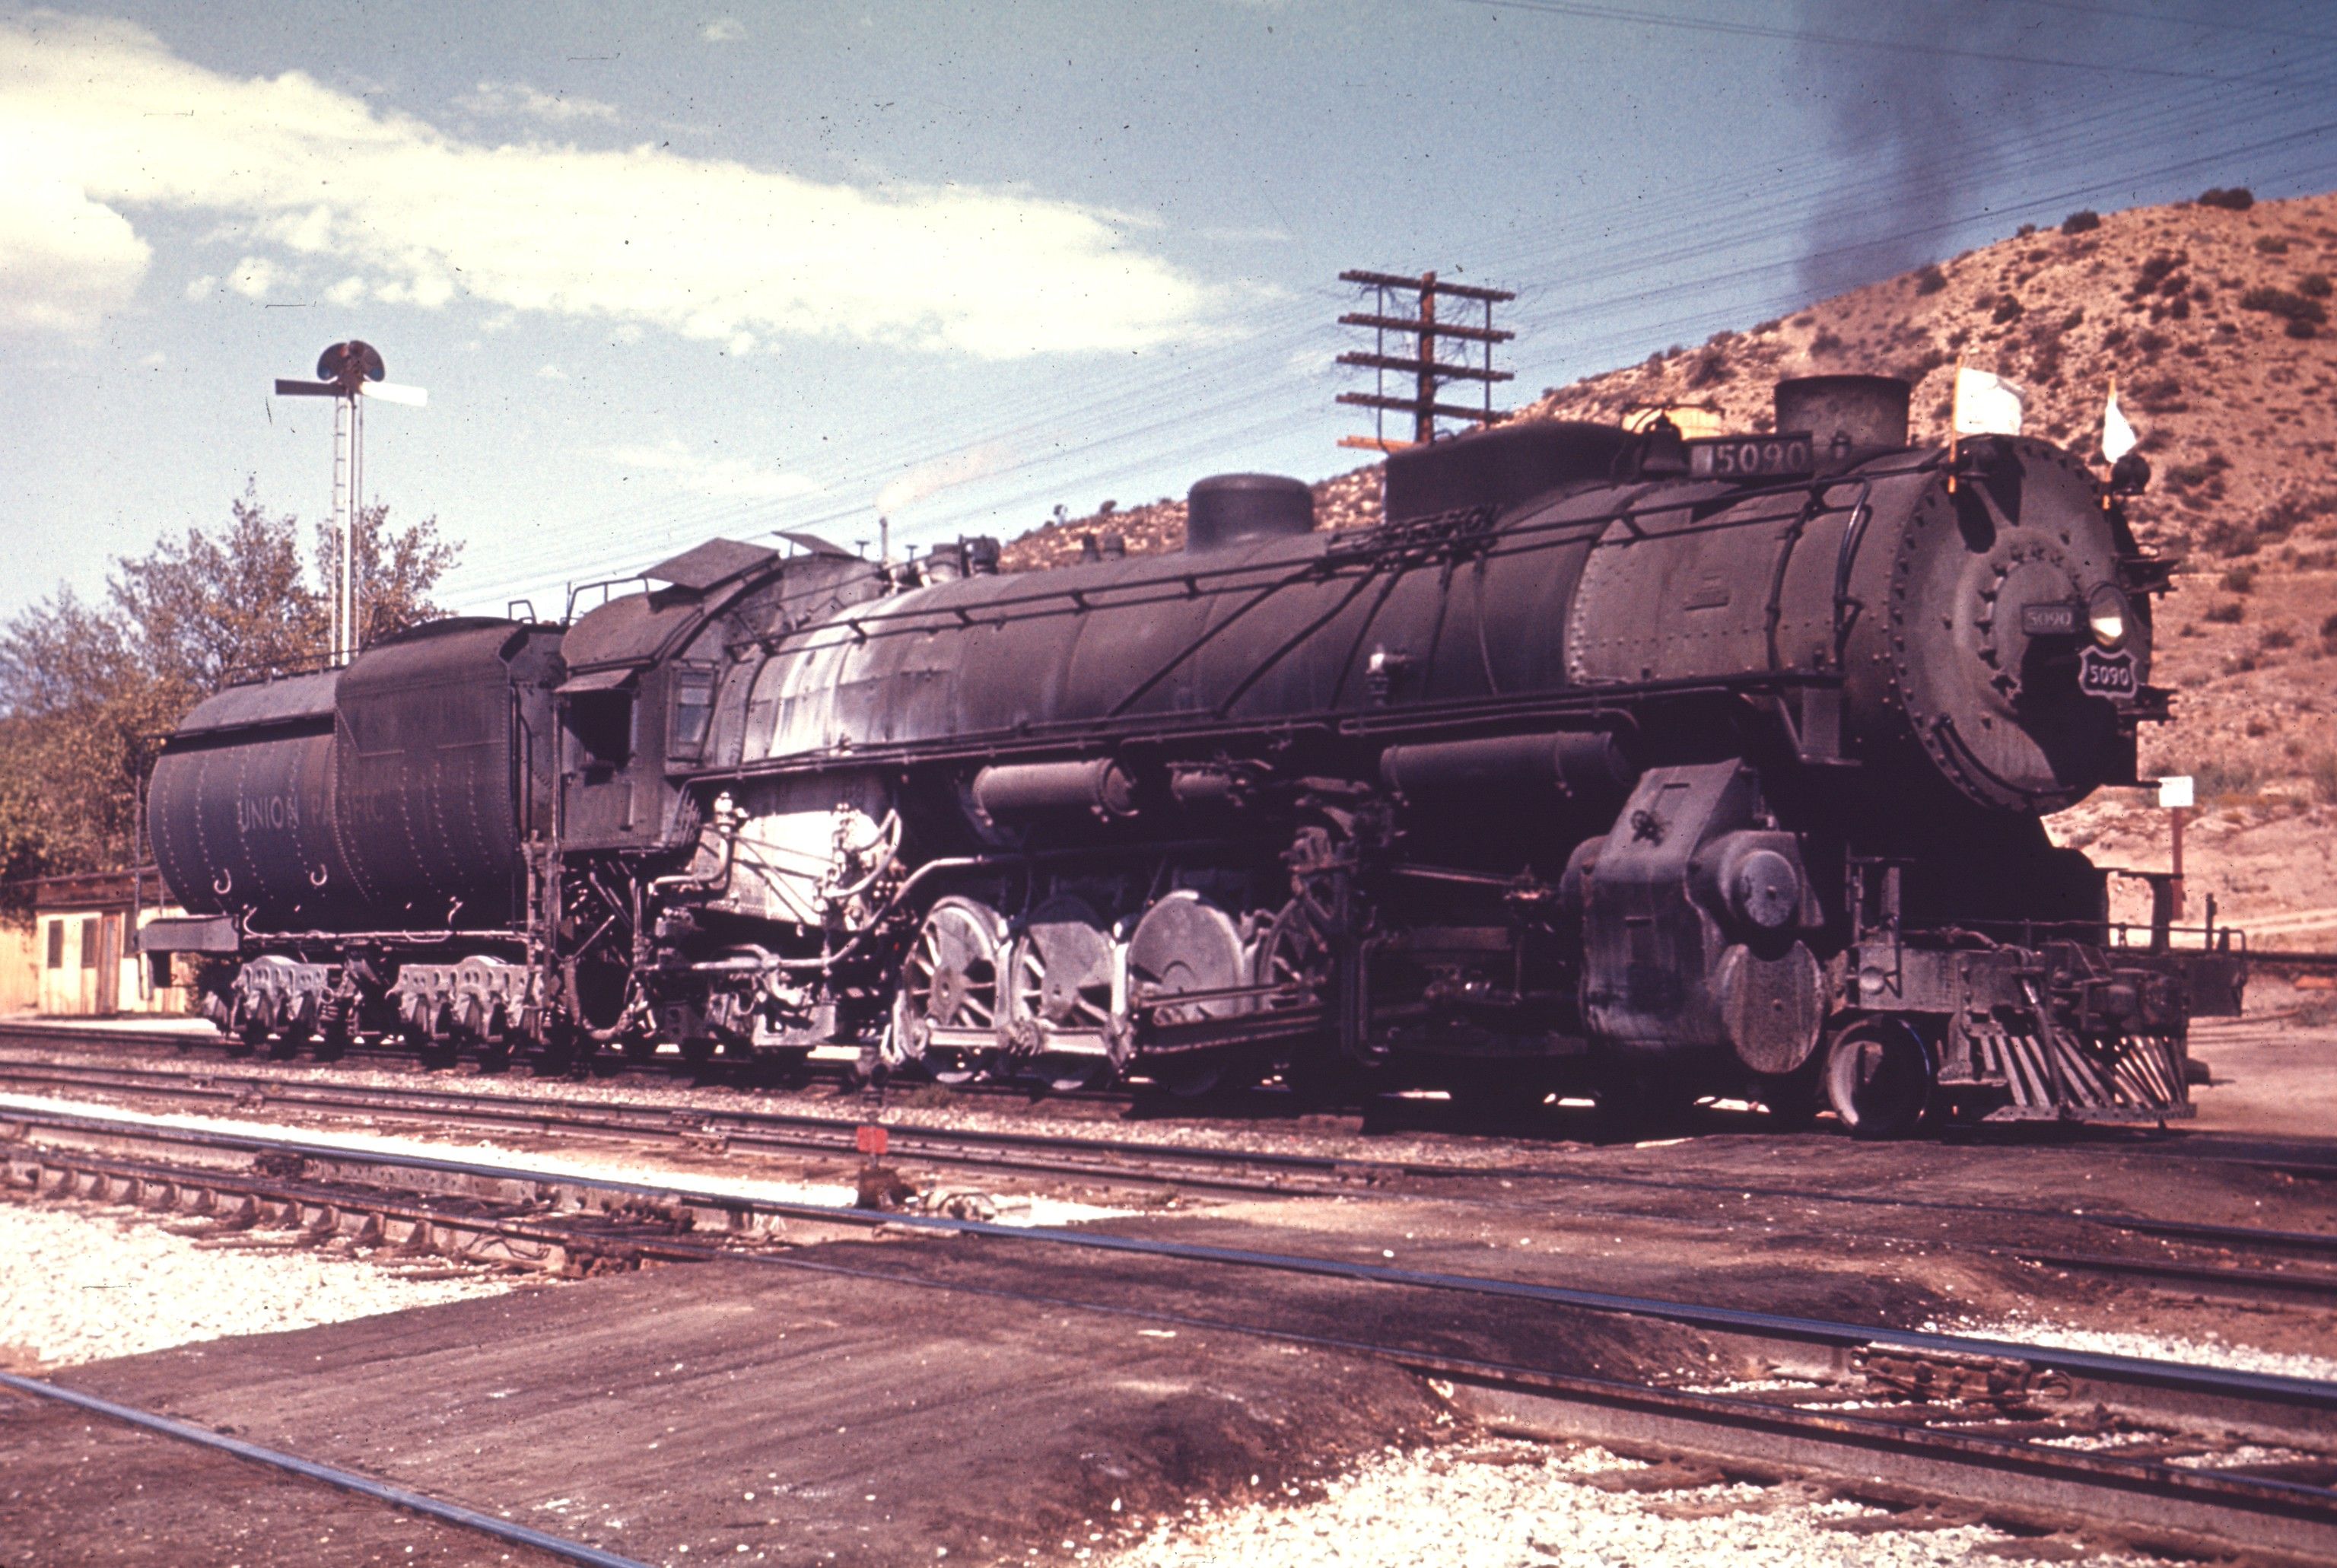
[272,341,428,666]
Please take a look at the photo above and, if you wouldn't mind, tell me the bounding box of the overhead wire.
[444,12,2337,611]
[450,46,2305,597]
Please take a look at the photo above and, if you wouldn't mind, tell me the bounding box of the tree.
[0,485,459,905]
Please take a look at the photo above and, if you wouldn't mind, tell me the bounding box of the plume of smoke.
[1792,1,2138,301]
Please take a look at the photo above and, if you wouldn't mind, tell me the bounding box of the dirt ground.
[6,1082,2334,1568]
[2186,971,2337,1137]
[5,965,2335,1567]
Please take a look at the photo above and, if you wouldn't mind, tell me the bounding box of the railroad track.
[7,1053,2337,1310]
[0,1371,657,1568]
[0,1055,1339,1198]
[6,1098,2337,1558]
[20,1015,2337,1167]
[0,1018,1160,1111]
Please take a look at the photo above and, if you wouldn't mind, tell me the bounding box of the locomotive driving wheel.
[1125,892,1251,1098]
[1005,896,1118,1091]
[1255,898,1341,1103]
[1823,1018,1934,1140]
[892,897,1008,1085]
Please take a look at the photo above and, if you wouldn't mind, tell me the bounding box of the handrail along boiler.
[141,374,2244,1131]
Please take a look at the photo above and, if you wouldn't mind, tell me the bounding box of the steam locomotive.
[140,374,2243,1134]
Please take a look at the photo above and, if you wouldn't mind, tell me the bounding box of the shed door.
[95,914,121,1015]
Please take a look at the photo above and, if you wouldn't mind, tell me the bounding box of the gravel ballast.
[0,1197,511,1369]
[1923,1310,2337,1384]
[1095,1441,2171,1568]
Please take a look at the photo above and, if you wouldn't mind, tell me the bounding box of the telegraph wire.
[445,54,2337,610]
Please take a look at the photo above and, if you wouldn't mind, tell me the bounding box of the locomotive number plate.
[2021,603,2080,636]
[1687,433,1815,480]
[2078,646,2138,699]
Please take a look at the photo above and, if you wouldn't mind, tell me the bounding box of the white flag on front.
[1953,367,2025,437]
[2102,383,2138,463]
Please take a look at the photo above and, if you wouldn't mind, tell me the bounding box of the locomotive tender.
[142,374,2242,1134]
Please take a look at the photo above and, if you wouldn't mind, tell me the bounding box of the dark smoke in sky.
[1792,1,2172,301]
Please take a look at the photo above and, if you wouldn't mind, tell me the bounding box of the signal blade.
[274,379,340,397]
[360,380,428,407]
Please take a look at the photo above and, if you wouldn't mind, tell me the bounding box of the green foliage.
[2197,186,2255,211]
[2220,565,2257,593]
[0,486,459,904]
[1991,293,2024,324]
[2255,235,2291,255]
[1913,263,1947,296]
[2205,600,2246,624]
[2060,209,2100,234]
[2300,273,2333,299]
[2323,610,2337,654]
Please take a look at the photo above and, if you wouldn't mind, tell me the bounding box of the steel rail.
[14,1103,2337,1555]
[14,1134,2337,1558]
[7,1052,2336,1275]
[27,1140,2327,1560]
[20,1064,2337,1326]
[0,1019,1147,1108]
[685,1248,2337,1560]
[8,1099,2336,1417]
[0,1061,1332,1198]
[2018,1248,2337,1302]
[0,1373,655,1568]
[11,1142,707,1270]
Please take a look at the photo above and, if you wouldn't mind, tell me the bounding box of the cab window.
[564,691,634,770]
[669,669,717,762]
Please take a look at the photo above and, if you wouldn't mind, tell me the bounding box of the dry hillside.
[1002,189,2337,946]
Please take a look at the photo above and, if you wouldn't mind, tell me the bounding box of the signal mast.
[272,342,428,666]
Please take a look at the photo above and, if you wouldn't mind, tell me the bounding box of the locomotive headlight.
[2087,585,2130,648]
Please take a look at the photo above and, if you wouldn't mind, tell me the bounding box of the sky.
[4,0,2336,630]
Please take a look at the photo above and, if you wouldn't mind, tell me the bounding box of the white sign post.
[2157,775,2193,919]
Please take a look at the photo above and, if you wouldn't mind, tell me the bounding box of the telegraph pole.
[1336,269,1515,453]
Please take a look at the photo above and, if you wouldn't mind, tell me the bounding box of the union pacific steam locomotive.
[141,374,2243,1134]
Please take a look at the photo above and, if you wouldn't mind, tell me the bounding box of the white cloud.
[324,275,368,305]
[457,81,622,126]
[701,18,746,42]
[536,364,567,379]
[1198,224,1292,243]
[182,273,215,299]
[225,254,291,298]
[610,436,818,501]
[0,162,150,330]
[0,14,1214,356]
[875,442,1016,514]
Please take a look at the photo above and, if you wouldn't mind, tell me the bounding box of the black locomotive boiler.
[141,374,2243,1134]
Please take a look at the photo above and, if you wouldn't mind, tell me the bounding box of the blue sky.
[4,1,2335,628]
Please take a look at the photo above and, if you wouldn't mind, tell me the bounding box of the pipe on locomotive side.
[1378,730,1636,804]
[972,758,1140,821]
